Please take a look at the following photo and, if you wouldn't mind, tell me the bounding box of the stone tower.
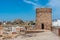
[34,8,52,30]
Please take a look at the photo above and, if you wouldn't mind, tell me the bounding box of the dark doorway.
[41,23,44,29]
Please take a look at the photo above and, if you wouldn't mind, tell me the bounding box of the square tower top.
[36,8,52,13]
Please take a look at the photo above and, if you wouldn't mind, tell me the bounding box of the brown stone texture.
[59,29,60,36]
[0,25,3,35]
[34,8,52,30]
[52,27,60,36]
[0,25,3,30]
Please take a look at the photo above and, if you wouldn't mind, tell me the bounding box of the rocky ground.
[1,30,59,40]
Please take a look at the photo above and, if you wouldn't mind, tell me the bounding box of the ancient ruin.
[34,8,52,30]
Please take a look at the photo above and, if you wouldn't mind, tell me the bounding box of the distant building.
[52,20,60,27]
[52,20,60,36]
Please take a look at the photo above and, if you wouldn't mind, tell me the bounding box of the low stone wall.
[25,30,44,33]
[52,27,60,36]
[59,29,60,36]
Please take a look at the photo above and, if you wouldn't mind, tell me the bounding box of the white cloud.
[47,0,60,8]
[47,0,60,20]
[23,0,60,20]
[24,0,39,7]
[23,0,51,10]
[23,0,41,10]
[23,0,60,10]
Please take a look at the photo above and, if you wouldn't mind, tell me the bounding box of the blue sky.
[0,0,60,21]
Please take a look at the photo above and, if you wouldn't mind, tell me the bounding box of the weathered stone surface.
[34,8,52,30]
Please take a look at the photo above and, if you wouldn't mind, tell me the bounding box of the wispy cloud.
[23,0,60,10]
[23,0,50,9]
[24,0,39,7]
[23,0,60,19]
[47,0,60,19]
[48,0,60,8]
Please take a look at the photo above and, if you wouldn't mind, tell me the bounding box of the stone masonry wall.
[34,8,52,30]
